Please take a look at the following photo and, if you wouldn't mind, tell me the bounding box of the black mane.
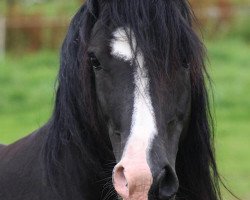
[44,1,222,199]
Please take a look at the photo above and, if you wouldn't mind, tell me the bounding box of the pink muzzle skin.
[113,147,153,200]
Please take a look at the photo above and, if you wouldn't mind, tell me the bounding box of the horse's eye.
[88,53,102,71]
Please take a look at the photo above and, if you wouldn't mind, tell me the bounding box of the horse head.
[45,1,220,200]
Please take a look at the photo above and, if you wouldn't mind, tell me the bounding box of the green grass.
[0,51,58,143]
[207,39,250,199]
[0,0,81,17]
[19,0,81,17]
[0,39,250,199]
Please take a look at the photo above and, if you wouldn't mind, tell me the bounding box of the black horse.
[0,0,222,200]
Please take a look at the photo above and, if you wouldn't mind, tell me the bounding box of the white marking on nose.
[111,28,158,199]
[110,27,158,159]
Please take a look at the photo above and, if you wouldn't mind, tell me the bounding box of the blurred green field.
[0,38,250,199]
[0,51,58,142]
[207,39,250,199]
[0,0,80,16]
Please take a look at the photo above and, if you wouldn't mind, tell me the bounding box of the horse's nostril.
[114,166,128,188]
[113,161,153,199]
[157,166,179,200]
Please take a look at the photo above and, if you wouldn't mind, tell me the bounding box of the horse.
[0,0,222,200]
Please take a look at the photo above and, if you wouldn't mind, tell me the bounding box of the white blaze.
[111,28,157,162]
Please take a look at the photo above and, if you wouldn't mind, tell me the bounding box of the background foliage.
[0,0,249,199]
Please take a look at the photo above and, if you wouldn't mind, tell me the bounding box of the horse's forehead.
[110,28,137,62]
